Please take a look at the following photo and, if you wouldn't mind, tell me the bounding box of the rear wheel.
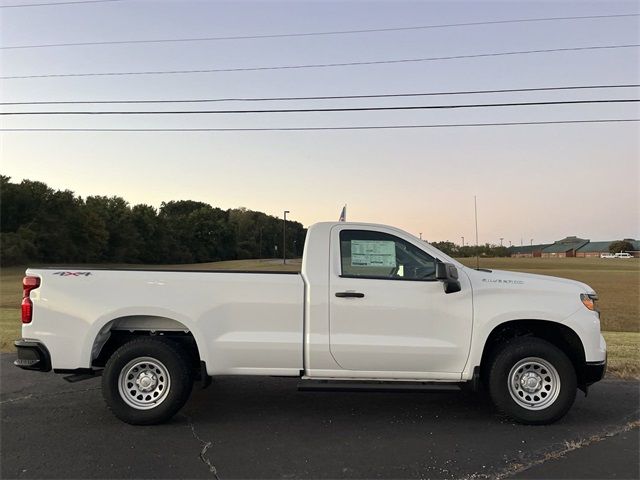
[488,337,576,425]
[102,337,193,425]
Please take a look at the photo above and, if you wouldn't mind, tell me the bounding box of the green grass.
[2,258,638,378]
[603,331,640,380]
[0,308,21,352]
[0,266,25,351]
[1,266,25,307]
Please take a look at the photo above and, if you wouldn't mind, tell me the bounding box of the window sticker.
[351,240,396,267]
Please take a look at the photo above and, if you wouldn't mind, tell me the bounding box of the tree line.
[0,176,306,266]
[608,240,634,254]
[429,241,511,258]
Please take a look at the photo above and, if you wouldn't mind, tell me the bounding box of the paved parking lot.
[1,353,638,479]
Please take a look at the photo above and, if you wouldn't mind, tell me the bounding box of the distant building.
[508,237,640,258]
[621,239,640,258]
[575,241,612,258]
[509,244,551,258]
[541,236,589,258]
[576,239,640,258]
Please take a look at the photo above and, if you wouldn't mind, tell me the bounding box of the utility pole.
[259,227,263,259]
[283,210,290,264]
[461,236,465,247]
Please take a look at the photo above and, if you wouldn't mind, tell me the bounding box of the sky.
[1,0,639,246]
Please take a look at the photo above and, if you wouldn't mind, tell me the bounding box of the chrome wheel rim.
[508,357,560,411]
[118,357,171,410]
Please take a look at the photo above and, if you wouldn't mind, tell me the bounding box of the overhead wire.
[0,0,124,8]
[3,84,638,105]
[2,13,638,49]
[2,119,638,132]
[2,44,638,80]
[2,99,638,115]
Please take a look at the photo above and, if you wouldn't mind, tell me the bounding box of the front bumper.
[14,339,51,372]
[583,356,607,386]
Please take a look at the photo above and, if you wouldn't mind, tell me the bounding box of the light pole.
[419,232,423,240]
[283,210,290,264]
[461,236,465,247]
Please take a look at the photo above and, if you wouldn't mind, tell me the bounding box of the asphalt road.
[1,353,638,479]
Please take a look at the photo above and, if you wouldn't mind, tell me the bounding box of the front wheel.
[488,337,577,425]
[102,337,193,425]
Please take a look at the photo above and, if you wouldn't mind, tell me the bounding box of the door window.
[340,230,437,280]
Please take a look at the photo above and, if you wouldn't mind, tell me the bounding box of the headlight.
[580,293,599,313]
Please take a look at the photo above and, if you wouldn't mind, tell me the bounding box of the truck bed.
[25,267,305,375]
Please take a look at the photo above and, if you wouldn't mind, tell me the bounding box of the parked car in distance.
[601,252,633,258]
[15,221,607,426]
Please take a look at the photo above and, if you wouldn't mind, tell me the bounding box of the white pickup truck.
[15,222,606,425]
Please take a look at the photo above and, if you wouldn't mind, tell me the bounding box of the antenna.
[474,195,480,269]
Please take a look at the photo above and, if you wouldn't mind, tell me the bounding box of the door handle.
[335,291,365,298]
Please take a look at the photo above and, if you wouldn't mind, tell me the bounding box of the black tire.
[488,337,577,425]
[102,337,193,425]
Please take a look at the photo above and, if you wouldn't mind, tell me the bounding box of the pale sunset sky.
[1,0,639,245]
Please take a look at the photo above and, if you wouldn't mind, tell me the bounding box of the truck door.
[328,226,473,375]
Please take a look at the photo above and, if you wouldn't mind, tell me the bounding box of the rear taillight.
[21,276,40,324]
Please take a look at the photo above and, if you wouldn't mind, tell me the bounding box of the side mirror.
[436,262,462,294]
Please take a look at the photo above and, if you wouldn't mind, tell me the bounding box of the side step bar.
[298,380,462,393]
[62,370,102,383]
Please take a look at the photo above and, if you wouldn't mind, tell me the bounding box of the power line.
[0,0,123,8]
[2,13,637,49]
[1,119,638,132]
[3,84,638,106]
[2,44,638,80]
[3,99,638,115]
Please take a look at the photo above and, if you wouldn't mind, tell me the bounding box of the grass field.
[1,257,638,378]
[1,266,26,352]
[602,331,639,379]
